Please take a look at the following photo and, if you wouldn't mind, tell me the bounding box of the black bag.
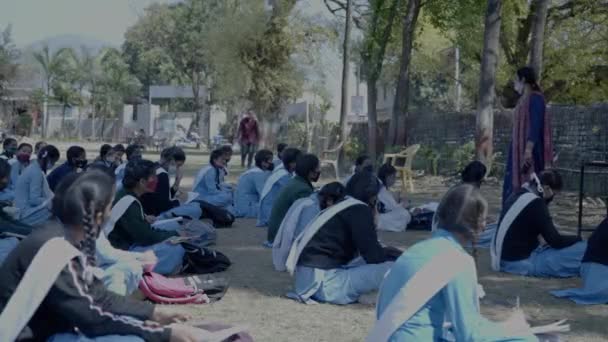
[181,242,231,275]
[407,211,435,231]
[196,201,235,228]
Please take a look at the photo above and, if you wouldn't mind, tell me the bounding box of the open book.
[151,217,183,229]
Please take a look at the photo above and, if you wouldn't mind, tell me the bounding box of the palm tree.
[32,44,70,138]
[66,46,96,139]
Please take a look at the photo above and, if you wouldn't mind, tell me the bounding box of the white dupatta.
[490,192,538,271]
[102,195,140,235]
[0,237,81,342]
[260,168,289,202]
[366,245,473,342]
[285,197,363,275]
[272,196,317,272]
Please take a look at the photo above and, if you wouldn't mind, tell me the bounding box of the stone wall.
[351,104,608,195]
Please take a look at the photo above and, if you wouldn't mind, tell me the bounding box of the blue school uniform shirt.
[257,172,292,227]
[14,161,49,216]
[194,165,235,214]
[376,229,536,342]
[234,167,271,218]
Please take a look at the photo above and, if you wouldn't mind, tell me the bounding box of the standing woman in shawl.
[503,66,553,206]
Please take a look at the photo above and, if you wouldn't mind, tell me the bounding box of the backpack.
[407,211,434,231]
[180,219,217,248]
[181,242,232,275]
[139,272,229,304]
[197,201,235,228]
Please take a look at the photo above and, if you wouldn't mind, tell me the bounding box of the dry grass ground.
[51,142,608,341]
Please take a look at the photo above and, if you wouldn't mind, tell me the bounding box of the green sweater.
[267,176,314,243]
[108,189,177,250]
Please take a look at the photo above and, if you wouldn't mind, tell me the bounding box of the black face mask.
[266,162,275,172]
[545,195,555,205]
[310,171,321,183]
[74,159,88,169]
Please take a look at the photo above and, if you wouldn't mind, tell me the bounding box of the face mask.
[6,147,17,155]
[46,161,55,170]
[76,159,88,169]
[17,153,31,163]
[267,162,275,172]
[310,171,321,183]
[146,177,158,192]
[514,80,524,95]
[545,195,555,205]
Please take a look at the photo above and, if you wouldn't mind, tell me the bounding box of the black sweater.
[582,218,608,266]
[0,224,170,341]
[298,203,388,269]
[141,172,180,216]
[500,190,581,262]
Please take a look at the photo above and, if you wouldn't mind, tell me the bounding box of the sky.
[0,0,175,46]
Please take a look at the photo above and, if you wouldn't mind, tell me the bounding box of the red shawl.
[511,91,553,191]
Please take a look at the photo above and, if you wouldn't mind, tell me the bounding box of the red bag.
[139,272,209,304]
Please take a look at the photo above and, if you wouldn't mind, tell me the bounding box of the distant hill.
[22,34,115,56]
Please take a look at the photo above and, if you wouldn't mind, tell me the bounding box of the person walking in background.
[503,66,553,206]
[237,112,260,169]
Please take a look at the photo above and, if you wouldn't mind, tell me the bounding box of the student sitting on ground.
[0,143,33,202]
[267,153,320,245]
[0,159,35,264]
[235,149,274,218]
[14,145,60,227]
[108,159,185,275]
[47,145,87,192]
[552,217,608,304]
[462,160,487,188]
[370,184,537,342]
[491,169,586,277]
[0,169,219,342]
[193,149,235,215]
[0,137,17,161]
[273,182,344,272]
[220,145,233,176]
[344,154,373,186]
[91,144,117,170]
[287,171,394,304]
[273,143,288,168]
[257,147,302,227]
[140,146,202,220]
[113,143,126,165]
[376,164,411,232]
[115,144,143,190]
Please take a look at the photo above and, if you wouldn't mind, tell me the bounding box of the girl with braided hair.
[0,170,215,342]
[371,184,537,342]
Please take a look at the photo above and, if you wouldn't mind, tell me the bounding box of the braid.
[81,204,97,268]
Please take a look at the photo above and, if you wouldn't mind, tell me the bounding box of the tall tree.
[476,0,502,169]
[0,25,19,99]
[32,45,70,138]
[66,47,96,139]
[360,0,400,162]
[528,0,550,81]
[388,0,422,146]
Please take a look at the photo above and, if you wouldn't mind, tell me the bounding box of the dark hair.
[318,182,346,209]
[38,145,60,172]
[113,144,126,154]
[220,145,233,155]
[123,159,156,190]
[255,149,273,168]
[539,169,563,191]
[356,155,371,166]
[281,147,302,165]
[99,144,112,158]
[346,170,381,205]
[295,153,320,179]
[34,141,46,153]
[126,144,142,160]
[210,149,224,165]
[161,146,186,163]
[277,143,288,154]
[461,161,487,187]
[0,159,11,179]
[378,163,397,187]
[517,66,541,92]
[52,170,115,271]
[2,138,16,149]
[87,163,116,179]
[67,146,86,164]
[17,143,33,151]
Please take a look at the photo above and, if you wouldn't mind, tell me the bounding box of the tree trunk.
[367,79,379,164]
[43,82,51,139]
[61,103,67,139]
[338,0,352,148]
[388,0,422,146]
[476,0,502,171]
[529,0,550,81]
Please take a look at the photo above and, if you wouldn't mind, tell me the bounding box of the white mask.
[168,163,178,175]
[514,79,524,95]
